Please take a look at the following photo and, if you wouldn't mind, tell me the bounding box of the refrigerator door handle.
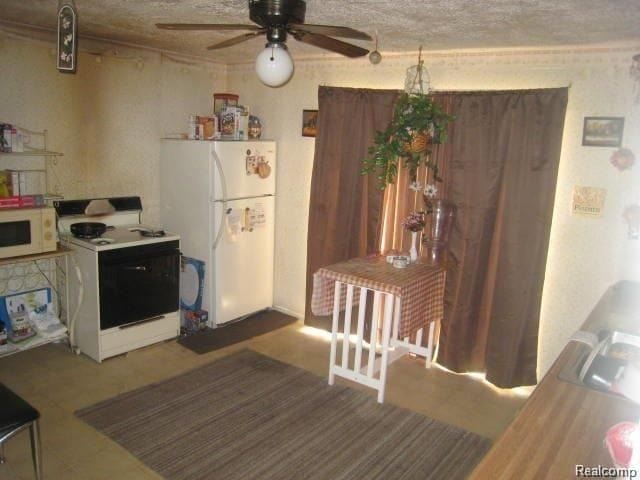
[212,149,227,250]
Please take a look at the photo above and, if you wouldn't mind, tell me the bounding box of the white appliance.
[0,207,56,259]
[55,197,181,362]
[159,140,276,326]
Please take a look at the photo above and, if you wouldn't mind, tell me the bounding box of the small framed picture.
[57,2,78,73]
[582,117,625,147]
[302,110,318,137]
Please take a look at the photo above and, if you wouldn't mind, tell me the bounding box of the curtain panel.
[438,88,568,387]
[304,86,398,326]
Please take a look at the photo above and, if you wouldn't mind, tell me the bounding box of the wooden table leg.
[328,281,341,385]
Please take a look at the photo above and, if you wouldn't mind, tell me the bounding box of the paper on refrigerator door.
[225,208,242,242]
[250,203,267,228]
[240,204,267,231]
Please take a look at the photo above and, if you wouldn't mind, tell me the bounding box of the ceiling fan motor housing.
[249,0,306,30]
[267,27,288,43]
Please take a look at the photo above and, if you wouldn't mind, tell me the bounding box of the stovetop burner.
[74,233,99,239]
[141,230,166,237]
[90,238,115,245]
[129,227,166,238]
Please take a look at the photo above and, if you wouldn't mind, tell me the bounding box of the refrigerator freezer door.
[211,195,275,324]
[212,141,276,200]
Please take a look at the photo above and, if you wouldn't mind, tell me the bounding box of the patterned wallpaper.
[227,45,640,378]
[0,35,227,224]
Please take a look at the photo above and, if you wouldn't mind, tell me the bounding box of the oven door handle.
[119,315,165,329]
[122,265,147,271]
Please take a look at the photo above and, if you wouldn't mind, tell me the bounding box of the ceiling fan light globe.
[255,43,294,87]
[369,50,382,65]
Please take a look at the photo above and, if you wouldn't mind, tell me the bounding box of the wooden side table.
[312,256,446,403]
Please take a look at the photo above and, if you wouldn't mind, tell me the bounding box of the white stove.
[54,196,181,363]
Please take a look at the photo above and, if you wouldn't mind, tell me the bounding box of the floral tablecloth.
[311,256,446,339]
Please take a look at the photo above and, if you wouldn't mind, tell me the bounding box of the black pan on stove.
[70,222,107,239]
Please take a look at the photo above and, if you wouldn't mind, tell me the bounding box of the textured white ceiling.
[1,0,639,62]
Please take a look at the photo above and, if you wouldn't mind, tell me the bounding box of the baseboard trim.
[271,305,303,320]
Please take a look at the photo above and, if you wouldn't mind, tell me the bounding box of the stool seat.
[0,384,39,434]
[0,383,42,480]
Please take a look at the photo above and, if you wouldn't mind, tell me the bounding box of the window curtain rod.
[428,86,572,95]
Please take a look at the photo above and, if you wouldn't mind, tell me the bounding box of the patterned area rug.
[77,350,490,480]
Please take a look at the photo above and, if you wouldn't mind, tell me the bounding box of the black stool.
[0,383,41,479]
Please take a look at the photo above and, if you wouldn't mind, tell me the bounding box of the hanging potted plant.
[361,91,454,189]
[362,50,458,266]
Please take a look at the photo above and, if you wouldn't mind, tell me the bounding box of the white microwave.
[0,207,57,259]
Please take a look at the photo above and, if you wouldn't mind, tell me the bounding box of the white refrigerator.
[159,140,276,326]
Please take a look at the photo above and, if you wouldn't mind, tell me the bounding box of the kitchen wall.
[2,30,639,379]
[0,34,226,223]
[227,45,640,378]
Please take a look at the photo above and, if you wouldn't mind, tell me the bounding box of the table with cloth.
[311,256,446,402]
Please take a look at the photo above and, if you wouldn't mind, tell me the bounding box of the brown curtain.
[304,86,398,327]
[438,88,568,387]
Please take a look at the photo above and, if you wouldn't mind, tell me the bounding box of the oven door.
[98,241,180,330]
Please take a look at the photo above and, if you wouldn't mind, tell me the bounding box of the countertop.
[470,281,640,479]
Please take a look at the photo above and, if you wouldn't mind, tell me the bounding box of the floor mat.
[177,309,297,354]
[77,350,491,480]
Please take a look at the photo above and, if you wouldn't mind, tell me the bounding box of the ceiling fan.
[157,0,372,87]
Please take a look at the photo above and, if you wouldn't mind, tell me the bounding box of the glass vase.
[422,199,457,266]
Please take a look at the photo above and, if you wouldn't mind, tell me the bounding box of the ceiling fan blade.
[206,30,267,50]
[289,23,371,41]
[156,23,260,31]
[292,31,369,58]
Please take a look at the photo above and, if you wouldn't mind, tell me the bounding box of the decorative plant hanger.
[362,47,454,190]
[404,46,430,95]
